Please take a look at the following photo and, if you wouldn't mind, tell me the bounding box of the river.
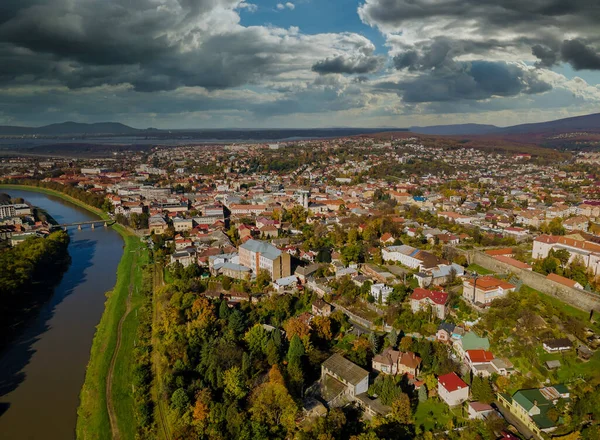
[0,189,124,439]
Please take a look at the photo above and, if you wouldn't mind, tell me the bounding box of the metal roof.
[322,353,368,386]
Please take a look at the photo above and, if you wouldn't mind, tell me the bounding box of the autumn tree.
[224,366,247,400]
[312,315,333,341]
[284,316,311,341]
[249,365,298,434]
[391,393,412,424]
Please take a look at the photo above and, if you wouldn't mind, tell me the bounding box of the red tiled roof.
[410,288,448,305]
[466,349,495,363]
[493,255,532,270]
[438,372,467,392]
[546,273,578,288]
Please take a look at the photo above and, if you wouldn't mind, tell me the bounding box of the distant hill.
[410,113,600,136]
[410,123,499,135]
[0,122,141,136]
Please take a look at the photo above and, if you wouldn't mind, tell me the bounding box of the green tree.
[171,388,190,414]
[287,334,305,363]
[223,366,247,400]
[418,384,428,403]
[391,393,412,424]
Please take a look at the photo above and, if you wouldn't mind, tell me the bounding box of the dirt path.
[152,263,172,440]
[106,250,138,440]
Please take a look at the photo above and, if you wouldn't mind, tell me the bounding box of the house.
[543,338,573,353]
[312,298,332,317]
[436,322,456,343]
[498,385,570,437]
[170,249,197,268]
[546,273,584,290]
[493,255,532,271]
[273,275,299,292]
[148,214,168,234]
[172,217,194,232]
[371,283,393,304]
[455,332,490,359]
[295,263,321,283]
[415,263,465,288]
[238,239,291,280]
[379,232,395,244]
[409,288,448,319]
[216,262,252,280]
[320,354,369,406]
[463,276,516,306]
[468,402,495,420]
[372,348,422,376]
[465,349,495,377]
[563,215,589,232]
[484,248,515,258]
[438,372,469,407]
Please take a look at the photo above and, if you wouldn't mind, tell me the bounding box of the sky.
[1,0,600,129]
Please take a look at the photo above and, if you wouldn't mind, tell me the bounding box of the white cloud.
[238,2,258,13]
[277,2,295,10]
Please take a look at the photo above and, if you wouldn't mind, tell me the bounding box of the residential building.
[409,288,448,319]
[372,347,421,376]
[312,299,332,317]
[498,385,569,438]
[533,235,600,277]
[463,276,516,305]
[320,353,369,404]
[438,372,469,407]
[238,239,291,280]
[542,338,573,353]
[371,283,393,304]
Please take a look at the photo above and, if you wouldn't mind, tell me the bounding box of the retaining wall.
[456,248,600,312]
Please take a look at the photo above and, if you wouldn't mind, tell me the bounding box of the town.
[1,135,600,440]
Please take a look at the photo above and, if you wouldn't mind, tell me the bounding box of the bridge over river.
[51,220,116,230]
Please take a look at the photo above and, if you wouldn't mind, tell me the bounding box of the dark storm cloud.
[389,57,551,103]
[359,0,599,30]
[360,0,600,71]
[0,0,374,93]
[312,55,384,75]
[560,40,600,70]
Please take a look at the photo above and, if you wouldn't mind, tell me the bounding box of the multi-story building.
[498,385,569,439]
[533,234,600,277]
[409,288,448,319]
[438,372,469,407]
[238,239,291,280]
[462,276,516,306]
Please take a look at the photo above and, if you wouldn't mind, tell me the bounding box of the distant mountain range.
[2,112,600,138]
[410,112,600,136]
[0,122,142,136]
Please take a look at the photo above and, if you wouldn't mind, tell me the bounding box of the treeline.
[1,178,106,209]
[132,264,155,437]
[0,230,71,348]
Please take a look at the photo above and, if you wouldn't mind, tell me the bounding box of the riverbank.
[0,184,109,221]
[0,184,146,439]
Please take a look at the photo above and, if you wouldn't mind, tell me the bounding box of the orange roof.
[493,255,532,270]
[484,248,514,256]
[466,350,494,363]
[546,273,578,288]
[465,276,516,291]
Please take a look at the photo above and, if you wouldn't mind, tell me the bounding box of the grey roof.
[322,353,368,386]
[240,239,281,260]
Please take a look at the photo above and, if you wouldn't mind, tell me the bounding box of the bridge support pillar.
[104,222,108,228]
[64,227,67,232]
[91,223,95,229]
[78,224,82,230]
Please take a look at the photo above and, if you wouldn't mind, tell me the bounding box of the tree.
[244,324,268,355]
[471,376,494,404]
[400,336,413,352]
[391,393,412,424]
[387,328,398,348]
[287,334,305,363]
[224,366,247,400]
[265,339,280,365]
[312,316,333,341]
[193,389,211,423]
[369,332,379,354]
[222,276,232,290]
[418,384,428,403]
[283,317,311,341]
[249,367,298,433]
[171,388,190,414]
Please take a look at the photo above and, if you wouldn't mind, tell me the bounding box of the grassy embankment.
[0,184,146,440]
